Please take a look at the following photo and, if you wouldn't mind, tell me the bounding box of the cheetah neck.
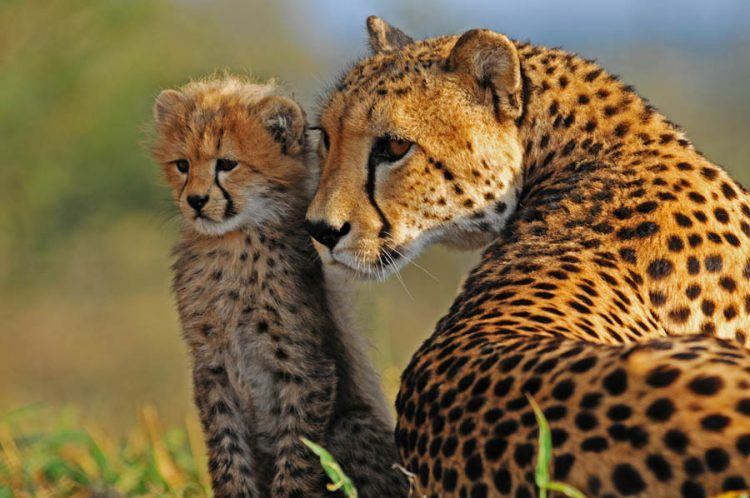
[514,43,702,194]
[171,201,321,330]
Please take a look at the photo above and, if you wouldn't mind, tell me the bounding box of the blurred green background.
[2,0,750,437]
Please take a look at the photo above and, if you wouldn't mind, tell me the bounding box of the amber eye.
[174,159,189,174]
[386,138,411,159]
[372,136,413,163]
[216,158,238,172]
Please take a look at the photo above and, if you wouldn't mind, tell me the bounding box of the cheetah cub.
[152,77,408,498]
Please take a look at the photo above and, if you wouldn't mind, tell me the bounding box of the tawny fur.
[306,18,750,497]
[152,76,408,498]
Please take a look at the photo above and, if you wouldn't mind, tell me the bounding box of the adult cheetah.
[305,17,750,497]
[152,77,407,497]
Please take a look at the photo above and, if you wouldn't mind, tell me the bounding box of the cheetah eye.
[216,158,238,172]
[174,159,189,174]
[372,136,413,163]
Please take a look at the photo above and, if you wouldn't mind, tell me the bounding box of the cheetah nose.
[304,220,351,250]
[187,194,209,213]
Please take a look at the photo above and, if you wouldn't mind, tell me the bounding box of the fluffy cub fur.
[152,76,407,497]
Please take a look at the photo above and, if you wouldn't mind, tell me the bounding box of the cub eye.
[174,159,189,174]
[216,158,238,172]
[373,136,413,163]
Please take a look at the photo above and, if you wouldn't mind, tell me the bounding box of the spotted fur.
[307,18,750,497]
[152,77,407,497]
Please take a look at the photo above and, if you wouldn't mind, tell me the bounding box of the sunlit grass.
[0,404,209,497]
[4,401,750,497]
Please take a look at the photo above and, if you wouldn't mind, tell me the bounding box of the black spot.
[580,392,602,409]
[636,200,657,213]
[667,236,684,252]
[684,456,705,477]
[736,398,750,416]
[636,221,659,237]
[570,356,597,373]
[442,437,458,457]
[575,411,598,431]
[720,277,737,292]
[603,368,628,395]
[493,468,512,493]
[721,181,737,200]
[553,454,575,480]
[688,375,723,396]
[685,284,701,300]
[513,443,535,468]
[619,248,637,263]
[738,434,750,455]
[681,480,706,498]
[581,436,608,452]
[646,454,673,482]
[687,256,700,274]
[647,259,674,280]
[701,414,730,432]
[471,483,487,498]
[443,468,458,491]
[552,379,575,400]
[484,438,507,461]
[714,207,730,223]
[705,447,730,473]
[674,212,693,227]
[701,300,716,316]
[612,463,646,495]
[723,476,748,491]
[607,404,632,421]
[664,429,690,454]
[646,398,674,422]
[465,453,484,480]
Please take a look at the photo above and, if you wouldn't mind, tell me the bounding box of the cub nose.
[187,194,209,212]
[304,220,351,250]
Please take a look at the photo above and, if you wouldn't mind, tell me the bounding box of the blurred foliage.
[0,404,210,497]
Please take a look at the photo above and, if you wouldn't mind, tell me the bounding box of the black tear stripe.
[515,66,531,127]
[215,170,237,218]
[366,152,392,238]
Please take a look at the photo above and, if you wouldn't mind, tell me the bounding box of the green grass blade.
[301,438,358,498]
[526,394,587,498]
[547,481,588,498]
[526,394,551,488]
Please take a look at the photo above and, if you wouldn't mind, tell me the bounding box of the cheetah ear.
[153,89,184,127]
[255,95,307,156]
[366,16,413,53]
[447,29,523,120]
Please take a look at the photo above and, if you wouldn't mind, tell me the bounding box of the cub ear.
[153,89,184,127]
[255,95,307,156]
[366,15,414,53]
[446,29,523,120]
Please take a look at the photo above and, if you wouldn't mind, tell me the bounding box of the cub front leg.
[269,354,337,497]
[193,363,261,498]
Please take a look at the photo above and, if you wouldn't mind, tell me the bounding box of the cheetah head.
[152,77,310,236]
[306,17,524,279]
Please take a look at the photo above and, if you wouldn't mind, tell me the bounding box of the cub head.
[305,17,525,279]
[152,77,309,235]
